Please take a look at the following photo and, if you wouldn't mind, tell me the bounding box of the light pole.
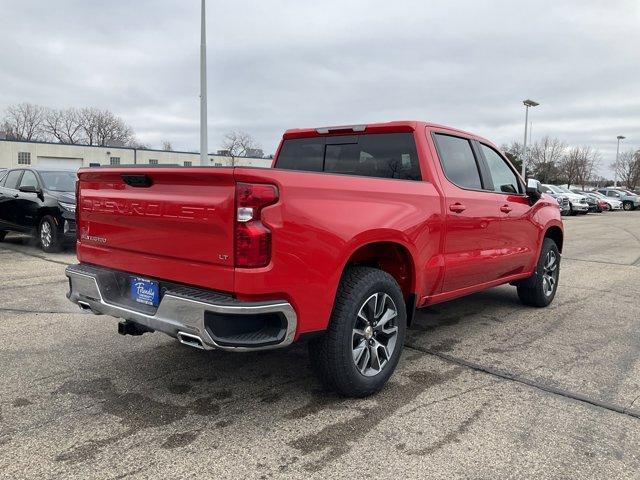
[613,135,625,187]
[521,99,539,179]
[199,0,208,166]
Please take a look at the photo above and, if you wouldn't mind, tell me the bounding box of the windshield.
[545,185,563,194]
[556,186,574,194]
[40,171,77,192]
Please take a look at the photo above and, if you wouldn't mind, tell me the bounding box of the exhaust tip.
[77,301,93,312]
[177,331,206,350]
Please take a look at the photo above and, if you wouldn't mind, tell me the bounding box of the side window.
[19,170,39,189]
[4,170,23,190]
[433,134,482,189]
[480,144,521,194]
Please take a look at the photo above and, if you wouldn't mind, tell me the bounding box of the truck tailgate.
[76,168,236,292]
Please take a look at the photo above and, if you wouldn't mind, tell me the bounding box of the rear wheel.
[309,266,407,397]
[39,216,62,253]
[517,238,560,307]
[623,201,633,211]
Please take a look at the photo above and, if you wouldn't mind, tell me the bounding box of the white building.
[0,138,272,170]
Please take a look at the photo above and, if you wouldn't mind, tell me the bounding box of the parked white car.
[542,185,589,214]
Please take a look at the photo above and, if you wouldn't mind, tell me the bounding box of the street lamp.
[521,99,539,178]
[614,135,626,187]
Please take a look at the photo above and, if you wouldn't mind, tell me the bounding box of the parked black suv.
[0,167,77,252]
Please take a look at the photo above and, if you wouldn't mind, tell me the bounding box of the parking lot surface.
[1,212,640,479]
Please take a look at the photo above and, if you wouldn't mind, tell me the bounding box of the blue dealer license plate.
[130,277,159,306]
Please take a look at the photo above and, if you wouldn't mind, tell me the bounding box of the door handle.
[500,204,512,213]
[449,202,466,213]
[13,194,19,198]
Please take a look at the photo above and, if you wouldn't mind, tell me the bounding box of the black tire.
[309,266,407,397]
[623,201,633,211]
[517,238,560,308]
[0,231,6,242]
[39,216,62,253]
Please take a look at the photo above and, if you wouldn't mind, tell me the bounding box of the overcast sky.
[1,0,638,175]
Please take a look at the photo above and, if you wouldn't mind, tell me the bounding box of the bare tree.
[42,108,84,144]
[574,147,600,188]
[222,131,261,165]
[2,103,46,140]
[162,140,173,151]
[78,107,134,146]
[501,141,523,173]
[612,150,640,190]
[558,146,600,188]
[528,137,566,183]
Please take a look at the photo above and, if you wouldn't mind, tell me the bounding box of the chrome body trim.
[65,264,297,352]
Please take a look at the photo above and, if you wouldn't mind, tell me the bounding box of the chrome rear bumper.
[65,264,297,352]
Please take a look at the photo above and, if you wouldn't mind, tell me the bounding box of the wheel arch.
[544,225,564,253]
[341,239,418,325]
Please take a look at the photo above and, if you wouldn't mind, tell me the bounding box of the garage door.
[37,156,84,170]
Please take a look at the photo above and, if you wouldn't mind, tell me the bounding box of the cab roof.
[282,120,494,145]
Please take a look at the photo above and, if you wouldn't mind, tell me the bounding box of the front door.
[477,143,537,276]
[15,170,43,230]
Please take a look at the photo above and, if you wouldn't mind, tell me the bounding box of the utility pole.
[199,0,208,166]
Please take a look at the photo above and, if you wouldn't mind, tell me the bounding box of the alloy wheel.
[41,221,52,248]
[352,292,399,377]
[542,250,558,297]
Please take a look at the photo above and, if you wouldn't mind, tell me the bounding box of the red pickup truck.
[66,121,563,397]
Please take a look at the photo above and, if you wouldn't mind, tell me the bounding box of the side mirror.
[526,179,542,202]
[18,185,40,194]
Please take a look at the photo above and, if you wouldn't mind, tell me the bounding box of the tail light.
[235,182,279,268]
[75,179,80,243]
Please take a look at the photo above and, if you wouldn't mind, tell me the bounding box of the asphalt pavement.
[1,212,639,479]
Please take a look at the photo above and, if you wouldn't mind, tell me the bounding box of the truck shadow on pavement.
[47,289,519,471]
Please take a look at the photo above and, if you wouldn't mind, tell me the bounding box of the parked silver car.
[597,188,640,211]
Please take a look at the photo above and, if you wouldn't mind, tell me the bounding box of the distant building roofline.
[0,137,266,160]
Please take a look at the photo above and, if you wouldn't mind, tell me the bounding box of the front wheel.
[623,201,633,211]
[39,216,62,253]
[517,238,560,307]
[309,266,407,397]
[0,231,6,242]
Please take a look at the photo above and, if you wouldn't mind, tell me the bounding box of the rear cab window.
[275,133,422,181]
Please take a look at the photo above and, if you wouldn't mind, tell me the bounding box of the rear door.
[430,131,504,292]
[477,142,537,276]
[76,167,237,292]
[0,170,24,229]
